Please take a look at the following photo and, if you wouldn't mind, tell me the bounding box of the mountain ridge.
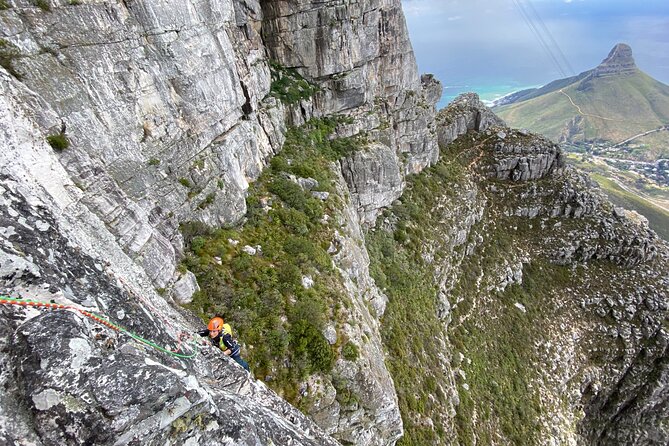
[494,43,643,107]
[493,44,669,159]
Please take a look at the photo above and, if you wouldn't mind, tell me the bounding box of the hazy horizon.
[402,0,669,105]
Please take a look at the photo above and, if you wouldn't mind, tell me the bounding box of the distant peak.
[594,43,637,76]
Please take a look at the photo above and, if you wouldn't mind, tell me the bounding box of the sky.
[401,0,669,105]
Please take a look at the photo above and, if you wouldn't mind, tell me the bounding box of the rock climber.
[198,316,250,372]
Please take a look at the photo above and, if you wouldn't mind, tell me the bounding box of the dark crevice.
[240,81,252,118]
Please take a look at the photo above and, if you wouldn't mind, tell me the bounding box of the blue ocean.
[437,84,540,110]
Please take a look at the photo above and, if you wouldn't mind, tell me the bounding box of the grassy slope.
[368,130,669,445]
[495,70,669,147]
[366,135,580,445]
[590,173,669,241]
[567,154,669,241]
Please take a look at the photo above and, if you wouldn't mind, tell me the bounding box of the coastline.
[438,84,540,109]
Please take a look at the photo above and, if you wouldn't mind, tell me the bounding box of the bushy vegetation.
[341,341,359,361]
[182,117,365,401]
[34,0,50,11]
[0,38,20,78]
[47,133,69,151]
[367,133,580,445]
[449,256,571,445]
[367,142,469,445]
[269,61,320,105]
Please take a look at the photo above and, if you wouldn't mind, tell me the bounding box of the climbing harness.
[0,295,203,359]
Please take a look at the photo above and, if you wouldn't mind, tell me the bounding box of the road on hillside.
[611,125,669,148]
[588,155,669,213]
[559,89,618,121]
[559,89,669,147]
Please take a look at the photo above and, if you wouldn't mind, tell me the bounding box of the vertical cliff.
[1,0,435,444]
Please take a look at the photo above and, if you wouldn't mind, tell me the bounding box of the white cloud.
[448,16,463,21]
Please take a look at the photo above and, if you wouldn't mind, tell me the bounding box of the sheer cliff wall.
[1,0,436,444]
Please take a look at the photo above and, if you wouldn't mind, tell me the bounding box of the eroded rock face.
[261,0,441,224]
[436,93,505,147]
[1,0,284,292]
[340,142,404,225]
[487,130,566,182]
[261,0,420,110]
[1,0,430,443]
[592,43,638,77]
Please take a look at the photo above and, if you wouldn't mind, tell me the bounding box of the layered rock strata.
[260,0,441,224]
[0,143,339,445]
[1,0,433,444]
[592,43,638,78]
[436,92,505,147]
[1,0,284,292]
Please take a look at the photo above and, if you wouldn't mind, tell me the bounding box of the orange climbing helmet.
[207,317,224,332]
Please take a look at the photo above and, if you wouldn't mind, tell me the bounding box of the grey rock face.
[436,93,505,147]
[1,0,283,291]
[319,168,402,445]
[170,271,200,305]
[2,0,430,442]
[261,0,441,223]
[593,43,637,77]
[261,0,420,109]
[341,142,404,225]
[580,321,669,444]
[487,130,566,182]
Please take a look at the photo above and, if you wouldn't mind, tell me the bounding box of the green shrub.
[47,133,69,151]
[190,236,206,255]
[181,117,362,404]
[269,177,307,210]
[34,0,50,11]
[277,263,302,291]
[269,61,319,105]
[342,341,359,361]
[332,374,359,407]
[198,192,216,209]
[289,319,334,375]
[178,178,191,188]
[147,158,160,166]
[0,0,10,10]
[273,208,309,235]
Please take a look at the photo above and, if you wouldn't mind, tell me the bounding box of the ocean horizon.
[437,84,540,110]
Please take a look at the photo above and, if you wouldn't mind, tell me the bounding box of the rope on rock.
[0,295,202,359]
[114,275,201,357]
